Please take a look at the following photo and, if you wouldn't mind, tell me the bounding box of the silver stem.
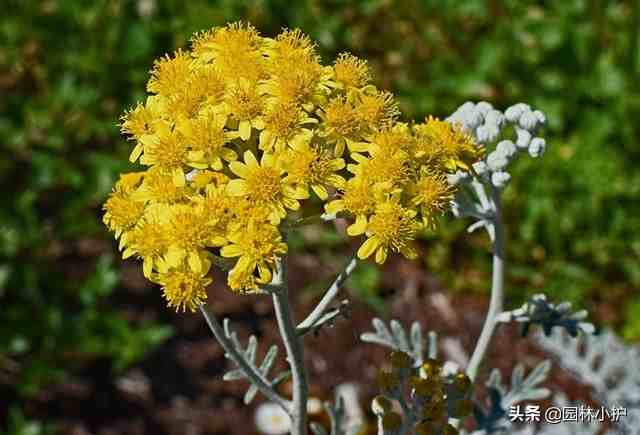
[297,255,357,331]
[272,257,309,435]
[466,184,505,382]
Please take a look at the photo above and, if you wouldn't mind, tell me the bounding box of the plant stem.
[466,184,505,382]
[199,303,291,411]
[297,255,357,331]
[272,258,309,435]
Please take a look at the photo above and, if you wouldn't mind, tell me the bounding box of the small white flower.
[515,128,532,149]
[255,402,291,435]
[528,137,546,158]
[485,109,505,128]
[519,110,539,131]
[491,171,511,188]
[475,101,494,116]
[497,140,517,158]
[487,150,509,172]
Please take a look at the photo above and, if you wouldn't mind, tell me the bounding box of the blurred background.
[1,0,639,434]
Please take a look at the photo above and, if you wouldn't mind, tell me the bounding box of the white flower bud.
[447,171,469,186]
[458,101,476,113]
[519,110,539,131]
[475,101,493,116]
[533,110,546,125]
[491,171,511,188]
[485,109,505,128]
[487,150,509,172]
[476,124,500,143]
[463,109,484,130]
[515,128,532,149]
[528,137,546,158]
[496,140,517,158]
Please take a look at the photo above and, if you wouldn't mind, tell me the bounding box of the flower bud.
[519,110,539,131]
[452,372,472,394]
[390,351,413,370]
[475,101,493,116]
[515,127,532,149]
[496,140,517,158]
[491,171,511,188]
[485,109,505,128]
[487,150,509,172]
[504,103,530,122]
[528,137,546,158]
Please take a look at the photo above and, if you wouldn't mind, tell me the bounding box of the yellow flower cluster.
[102,22,483,311]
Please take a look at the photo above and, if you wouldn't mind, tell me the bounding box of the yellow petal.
[347,214,367,236]
[143,257,153,278]
[325,200,344,215]
[357,237,380,260]
[172,167,185,187]
[188,251,202,272]
[243,150,259,168]
[311,184,328,200]
[239,120,252,141]
[375,246,388,264]
[129,143,144,163]
[221,244,244,258]
[229,161,250,178]
[226,179,249,196]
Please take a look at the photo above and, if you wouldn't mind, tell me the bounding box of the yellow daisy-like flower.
[318,95,367,156]
[224,78,266,140]
[258,101,317,152]
[410,170,456,229]
[120,203,171,277]
[153,257,212,312]
[325,177,391,236]
[415,116,483,172]
[147,49,192,97]
[165,203,226,272]
[178,110,237,170]
[283,139,345,200]
[103,185,145,239]
[136,122,189,186]
[356,86,399,130]
[348,148,410,188]
[221,221,287,290]
[131,167,189,204]
[226,150,308,224]
[333,52,371,89]
[357,199,420,264]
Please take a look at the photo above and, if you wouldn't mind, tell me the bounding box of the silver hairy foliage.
[536,329,640,434]
[221,318,289,404]
[469,360,552,434]
[496,294,596,338]
[360,318,438,365]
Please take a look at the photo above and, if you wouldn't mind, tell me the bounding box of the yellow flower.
[357,199,419,264]
[137,122,189,186]
[191,22,265,82]
[120,204,171,277]
[103,185,146,239]
[226,150,308,224]
[220,221,287,288]
[410,170,455,229]
[131,168,189,204]
[348,148,410,188]
[325,178,390,236]
[165,203,226,272]
[177,110,237,170]
[153,257,212,312]
[333,52,370,89]
[282,139,345,200]
[356,86,399,130]
[318,95,367,156]
[224,78,265,140]
[258,101,317,152]
[415,116,483,171]
[147,49,192,97]
[120,102,155,141]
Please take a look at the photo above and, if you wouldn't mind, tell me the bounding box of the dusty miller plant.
[101,22,609,435]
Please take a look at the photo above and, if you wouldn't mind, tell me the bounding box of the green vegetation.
[1,0,638,427]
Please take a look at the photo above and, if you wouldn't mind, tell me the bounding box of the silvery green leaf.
[259,345,278,376]
[244,384,258,404]
[245,335,257,363]
[223,369,245,381]
[271,370,291,387]
[361,318,428,365]
[499,293,595,337]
